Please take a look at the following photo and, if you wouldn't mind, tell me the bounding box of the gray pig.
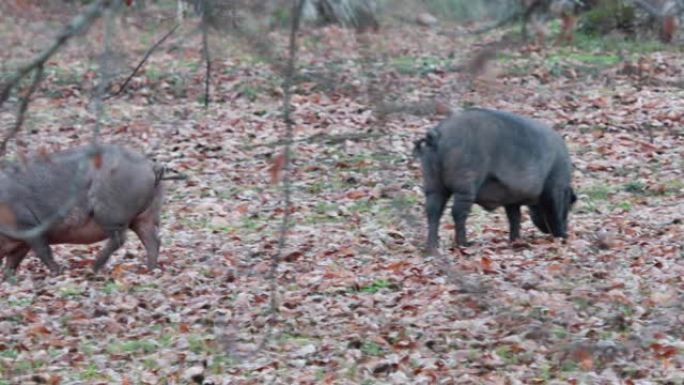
[414,108,576,253]
[0,144,163,276]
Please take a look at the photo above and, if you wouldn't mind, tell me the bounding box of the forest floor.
[0,3,683,384]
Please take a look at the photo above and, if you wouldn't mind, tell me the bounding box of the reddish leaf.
[480,256,495,274]
[651,343,678,359]
[346,190,367,200]
[269,152,286,185]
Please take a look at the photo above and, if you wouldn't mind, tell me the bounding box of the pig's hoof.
[425,248,440,257]
[49,266,64,276]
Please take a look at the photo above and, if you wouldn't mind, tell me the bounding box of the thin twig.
[0,65,44,155]
[107,23,180,99]
[93,4,115,143]
[234,0,305,360]
[201,1,211,108]
[240,131,400,150]
[0,0,109,108]
[0,1,115,259]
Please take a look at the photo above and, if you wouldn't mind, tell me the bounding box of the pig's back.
[436,108,566,199]
[438,108,566,163]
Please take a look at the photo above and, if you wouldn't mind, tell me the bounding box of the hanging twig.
[0,0,111,156]
[227,0,305,361]
[0,65,44,155]
[93,4,115,143]
[240,131,404,150]
[107,23,180,99]
[0,1,116,252]
[257,0,305,352]
[0,0,110,108]
[201,0,211,108]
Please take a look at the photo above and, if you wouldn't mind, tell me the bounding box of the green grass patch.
[613,201,632,212]
[101,280,122,295]
[238,83,261,101]
[79,363,103,380]
[572,30,666,54]
[279,332,314,345]
[560,359,579,372]
[359,279,398,294]
[623,181,646,194]
[583,184,612,201]
[11,358,45,374]
[0,349,19,359]
[107,339,159,355]
[188,334,214,354]
[360,341,385,356]
[664,179,684,195]
[58,285,85,298]
[552,328,569,339]
[390,55,450,76]
[495,345,519,365]
[4,297,32,307]
[46,67,82,86]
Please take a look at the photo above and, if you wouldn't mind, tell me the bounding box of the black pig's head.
[529,187,576,236]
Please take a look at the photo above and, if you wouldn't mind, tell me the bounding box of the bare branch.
[241,131,404,150]
[258,0,305,352]
[229,0,306,361]
[0,2,115,261]
[201,3,211,108]
[0,0,113,157]
[93,4,115,143]
[108,23,180,99]
[0,0,110,108]
[0,65,44,156]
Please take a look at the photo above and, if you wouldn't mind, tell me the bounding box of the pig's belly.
[47,218,108,244]
[476,178,538,210]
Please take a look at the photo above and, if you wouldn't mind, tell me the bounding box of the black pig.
[414,108,576,253]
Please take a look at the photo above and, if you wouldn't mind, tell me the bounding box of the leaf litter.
[0,5,683,384]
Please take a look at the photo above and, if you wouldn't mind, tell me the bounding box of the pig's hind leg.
[5,245,30,271]
[130,216,160,270]
[451,194,474,246]
[425,190,449,255]
[2,244,30,279]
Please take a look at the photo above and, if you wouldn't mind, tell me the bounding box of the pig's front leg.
[93,229,127,272]
[505,204,522,242]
